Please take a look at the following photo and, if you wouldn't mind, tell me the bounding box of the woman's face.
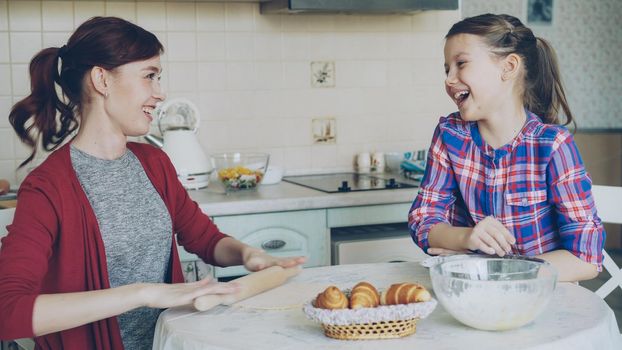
[105,55,165,137]
[443,34,506,122]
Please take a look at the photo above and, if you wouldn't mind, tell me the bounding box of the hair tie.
[58,45,68,58]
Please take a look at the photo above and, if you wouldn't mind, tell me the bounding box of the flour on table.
[233,283,327,310]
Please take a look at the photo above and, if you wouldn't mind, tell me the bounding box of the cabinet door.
[327,203,411,228]
[213,209,328,278]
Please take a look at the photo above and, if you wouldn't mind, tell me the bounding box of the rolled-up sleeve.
[408,123,458,251]
[547,131,605,269]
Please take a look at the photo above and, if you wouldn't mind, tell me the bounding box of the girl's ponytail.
[9,47,78,168]
[526,37,574,126]
[446,14,574,126]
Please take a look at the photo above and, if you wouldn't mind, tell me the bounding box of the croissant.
[349,281,381,309]
[315,286,348,309]
[380,282,431,305]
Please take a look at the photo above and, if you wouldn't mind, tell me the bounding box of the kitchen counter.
[189,173,419,216]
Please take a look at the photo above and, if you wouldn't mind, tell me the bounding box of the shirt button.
[521,198,528,206]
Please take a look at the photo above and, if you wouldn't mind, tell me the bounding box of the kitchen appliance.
[283,173,416,193]
[331,223,428,264]
[144,98,211,190]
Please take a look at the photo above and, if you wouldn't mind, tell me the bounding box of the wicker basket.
[321,318,418,340]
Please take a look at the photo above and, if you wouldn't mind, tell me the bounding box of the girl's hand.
[465,216,516,256]
[140,278,240,309]
[242,247,307,272]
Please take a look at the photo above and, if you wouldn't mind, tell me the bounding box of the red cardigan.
[0,142,228,349]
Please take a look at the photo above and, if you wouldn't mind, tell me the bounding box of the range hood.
[260,0,459,14]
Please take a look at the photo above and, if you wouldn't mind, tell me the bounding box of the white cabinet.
[213,209,329,278]
[177,209,329,279]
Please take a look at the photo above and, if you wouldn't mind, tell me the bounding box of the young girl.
[0,17,305,350]
[408,13,604,282]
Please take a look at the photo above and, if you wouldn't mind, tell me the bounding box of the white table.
[153,262,622,350]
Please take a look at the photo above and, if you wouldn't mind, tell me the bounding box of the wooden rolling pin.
[193,265,301,311]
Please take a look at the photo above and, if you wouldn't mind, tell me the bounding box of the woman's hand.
[140,278,240,309]
[465,216,516,256]
[242,247,307,272]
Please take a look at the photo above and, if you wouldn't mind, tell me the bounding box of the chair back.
[590,185,622,299]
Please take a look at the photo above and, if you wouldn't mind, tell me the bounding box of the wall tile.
[9,32,41,63]
[0,32,8,63]
[197,32,226,60]
[42,1,73,31]
[0,160,16,185]
[224,2,254,32]
[225,33,254,61]
[197,62,226,91]
[254,62,282,90]
[165,62,197,93]
[105,1,136,22]
[0,64,11,95]
[254,13,280,33]
[167,32,196,62]
[0,128,14,159]
[74,1,104,27]
[0,97,11,127]
[0,1,8,31]
[8,1,40,31]
[224,90,255,119]
[253,33,281,61]
[282,33,308,60]
[196,2,225,31]
[166,2,196,31]
[42,32,71,49]
[137,2,166,31]
[282,62,308,89]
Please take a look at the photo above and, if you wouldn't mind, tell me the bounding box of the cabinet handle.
[261,239,286,250]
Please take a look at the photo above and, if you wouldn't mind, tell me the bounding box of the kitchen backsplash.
[0,0,459,185]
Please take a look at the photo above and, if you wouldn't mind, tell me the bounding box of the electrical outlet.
[310,61,335,88]
[312,117,336,144]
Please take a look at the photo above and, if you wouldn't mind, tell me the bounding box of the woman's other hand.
[465,216,516,256]
[242,247,307,272]
[140,278,240,309]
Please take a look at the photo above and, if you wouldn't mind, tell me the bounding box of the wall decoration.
[310,61,336,88]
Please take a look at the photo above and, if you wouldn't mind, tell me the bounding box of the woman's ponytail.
[9,47,78,167]
[525,37,574,126]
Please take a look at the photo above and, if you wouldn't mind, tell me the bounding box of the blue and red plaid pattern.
[408,111,605,268]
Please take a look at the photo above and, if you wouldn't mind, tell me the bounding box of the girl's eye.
[146,73,161,81]
[457,61,466,67]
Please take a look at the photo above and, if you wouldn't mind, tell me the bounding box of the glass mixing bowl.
[211,152,269,191]
[429,254,558,331]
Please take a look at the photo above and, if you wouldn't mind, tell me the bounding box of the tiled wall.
[0,0,459,185]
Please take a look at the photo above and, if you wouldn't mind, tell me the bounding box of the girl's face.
[105,55,165,137]
[443,34,506,121]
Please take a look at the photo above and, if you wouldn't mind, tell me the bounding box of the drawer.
[213,209,329,278]
[327,203,411,228]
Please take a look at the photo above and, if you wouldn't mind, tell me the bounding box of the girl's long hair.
[446,13,573,127]
[9,16,164,167]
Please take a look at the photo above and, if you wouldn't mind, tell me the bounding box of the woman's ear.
[89,66,109,98]
[501,53,522,81]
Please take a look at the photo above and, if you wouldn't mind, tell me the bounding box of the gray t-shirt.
[71,145,172,350]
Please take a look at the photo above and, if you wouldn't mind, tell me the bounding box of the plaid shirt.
[409,111,605,268]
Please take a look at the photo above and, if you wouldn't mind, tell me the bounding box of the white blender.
[144,98,212,190]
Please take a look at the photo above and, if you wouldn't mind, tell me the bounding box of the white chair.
[590,185,622,299]
[0,208,35,350]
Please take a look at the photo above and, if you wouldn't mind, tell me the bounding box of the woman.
[0,16,305,350]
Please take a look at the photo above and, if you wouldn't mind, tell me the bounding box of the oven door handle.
[261,239,286,250]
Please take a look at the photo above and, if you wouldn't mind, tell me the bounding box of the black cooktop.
[283,173,416,193]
